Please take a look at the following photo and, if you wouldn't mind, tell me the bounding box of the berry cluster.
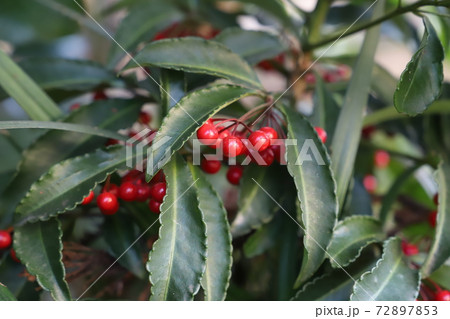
[196,118,327,185]
[81,170,166,216]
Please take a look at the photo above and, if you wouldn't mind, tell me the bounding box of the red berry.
[248,130,270,151]
[10,249,20,263]
[323,72,338,83]
[105,139,119,146]
[69,103,80,111]
[0,231,12,250]
[81,190,95,205]
[429,210,437,228]
[401,241,419,256]
[122,169,142,183]
[257,60,274,71]
[93,90,107,100]
[149,199,162,214]
[259,127,278,140]
[150,182,167,202]
[363,175,377,194]
[305,73,316,84]
[435,290,450,301]
[136,184,152,202]
[105,184,119,197]
[222,136,244,157]
[138,111,152,125]
[211,129,230,149]
[226,166,243,185]
[314,126,327,143]
[119,182,138,201]
[434,194,439,206]
[197,121,219,145]
[201,158,222,174]
[97,192,119,215]
[374,150,390,168]
[258,148,275,166]
[150,170,165,184]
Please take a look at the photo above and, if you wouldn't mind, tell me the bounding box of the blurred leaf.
[0,257,39,300]
[0,283,16,301]
[394,17,444,115]
[148,154,207,300]
[190,165,232,301]
[145,84,259,179]
[103,214,146,279]
[327,216,384,268]
[0,58,123,100]
[351,237,420,301]
[0,50,61,121]
[331,0,384,206]
[231,165,282,237]
[429,263,450,290]
[421,159,450,277]
[0,99,141,228]
[214,28,285,65]
[14,218,71,301]
[107,2,182,67]
[123,38,262,89]
[14,146,133,225]
[243,214,283,258]
[280,105,338,287]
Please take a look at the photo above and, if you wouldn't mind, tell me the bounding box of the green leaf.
[231,165,282,237]
[145,84,260,179]
[421,159,450,277]
[330,0,385,207]
[160,70,185,114]
[429,263,450,291]
[14,145,134,225]
[0,49,62,120]
[327,216,384,268]
[190,164,232,301]
[123,38,262,89]
[310,74,340,144]
[243,214,283,258]
[0,59,122,100]
[103,214,146,279]
[280,105,338,287]
[292,255,377,301]
[0,99,141,228]
[394,17,444,115]
[147,154,207,301]
[13,218,71,301]
[214,28,285,65]
[0,283,16,301]
[107,2,182,67]
[0,121,126,140]
[350,237,420,301]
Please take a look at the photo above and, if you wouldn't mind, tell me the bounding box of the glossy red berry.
[434,194,439,206]
[401,241,419,256]
[248,130,270,151]
[10,249,20,263]
[149,199,162,214]
[222,136,244,157]
[374,150,390,168]
[105,184,119,197]
[211,129,230,149]
[97,192,119,215]
[150,182,167,202]
[138,111,152,125]
[435,290,450,301]
[119,182,138,201]
[0,230,12,250]
[201,158,222,174]
[93,90,107,100]
[197,121,219,145]
[363,175,377,194]
[226,166,243,185]
[136,184,152,202]
[314,126,327,143]
[122,169,142,183]
[259,127,278,140]
[258,147,275,166]
[429,210,437,228]
[81,190,95,205]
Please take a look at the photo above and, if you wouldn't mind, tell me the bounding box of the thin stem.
[308,0,333,44]
[305,0,450,50]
